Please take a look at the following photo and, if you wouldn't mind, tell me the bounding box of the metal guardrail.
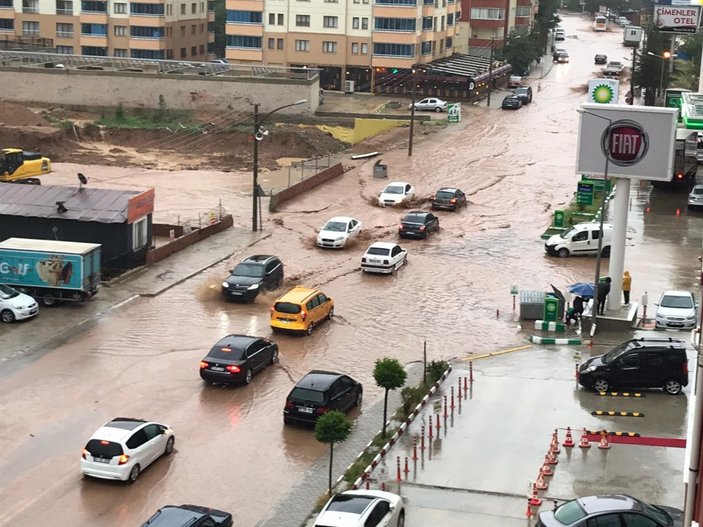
[0,50,320,80]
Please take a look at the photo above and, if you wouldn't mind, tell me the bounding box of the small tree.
[373,358,407,437]
[315,410,353,495]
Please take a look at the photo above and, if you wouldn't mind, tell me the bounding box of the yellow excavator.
[1,148,52,184]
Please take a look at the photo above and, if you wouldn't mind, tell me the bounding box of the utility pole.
[370,67,375,95]
[252,103,260,232]
[629,47,636,105]
[408,67,417,157]
[487,38,495,107]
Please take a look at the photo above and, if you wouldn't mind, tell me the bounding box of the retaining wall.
[146,214,233,264]
[269,162,344,211]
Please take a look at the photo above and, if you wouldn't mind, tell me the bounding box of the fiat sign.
[576,104,677,182]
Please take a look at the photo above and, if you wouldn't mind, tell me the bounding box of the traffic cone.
[525,502,534,518]
[528,483,543,507]
[540,462,554,477]
[545,449,559,465]
[535,471,549,491]
[578,428,591,449]
[598,431,611,450]
[563,427,575,448]
[550,437,561,455]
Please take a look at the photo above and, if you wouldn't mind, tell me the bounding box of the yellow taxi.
[270,286,334,336]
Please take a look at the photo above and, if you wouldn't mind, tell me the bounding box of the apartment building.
[455,0,537,57]
[0,0,214,59]
[225,0,460,91]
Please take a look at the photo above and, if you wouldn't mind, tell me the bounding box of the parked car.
[199,335,278,385]
[140,504,233,527]
[501,95,523,110]
[618,16,630,26]
[361,242,408,274]
[555,31,566,41]
[688,184,703,209]
[655,290,697,330]
[284,370,362,425]
[431,187,467,211]
[221,255,283,302]
[398,211,440,239]
[507,75,523,88]
[378,182,415,207]
[577,336,690,395]
[513,86,533,104]
[536,494,677,527]
[314,490,405,527]
[544,222,613,257]
[409,97,447,112]
[81,417,175,482]
[270,285,334,335]
[603,61,625,76]
[594,53,608,64]
[317,216,362,249]
[0,283,38,323]
[554,51,570,63]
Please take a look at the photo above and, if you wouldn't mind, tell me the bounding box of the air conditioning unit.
[344,80,355,94]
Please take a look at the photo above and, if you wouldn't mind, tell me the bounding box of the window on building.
[82,45,107,55]
[199,43,204,53]
[22,20,40,35]
[56,45,74,53]
[81,23,107,35]
[166,26,171,36]
[166,3,172,14]
[374,17,416,31]
[360,42,367,53]
[208,0,214,10]
[362,0,368,4]
[191,24,196,33]
[0,19,12,31]
[447,13,453,25]
[131,25,164,37]
[131,3,164,14]
[322,40,336,52]
[277,37,283,49]
[373,42,413,56]
[470,7,503,19]
[113,25,126,36]
[130,49,165,59]
[56,0,73,14]
[268,12,275,24]
[361,17,368,29]
[421,40,431,54]
[132,217,148,250]
[439,38,443,50]
[56,22,73,37]
[374,0,415,5]
[227,10,263,23]
[422,16,432,30]
[515,6,530,16]
[180,25,185,36]
[295,39,309,51]
[81,0,106,11]
[166,49,173,58]
[180,47,186,57]
[191,2,196,13]
[295,14,309,26]
[22,0,39,12]
[433,16,436,30]
[200,22,204,31]
[277,13,283,24]
[445,36,452,48]
[114,2,126,13]
[268,37,274,48]
[351,42,358,53]
[180,3,185,14]
[207,21,214,32]
[226,35,262,48]
[114,48,128,56]
[200,1,204,12]
[353,0,359,3]
[323,16,337,28]
[191,45,197,55]
[352,17,359,29]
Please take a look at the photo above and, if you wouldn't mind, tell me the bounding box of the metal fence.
[278,154,335,191]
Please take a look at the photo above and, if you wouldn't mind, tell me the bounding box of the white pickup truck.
[602,61,625,76]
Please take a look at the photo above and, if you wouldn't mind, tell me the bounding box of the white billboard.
[587,79,620,104]
[575,104,677,181]
[653,4,701,33]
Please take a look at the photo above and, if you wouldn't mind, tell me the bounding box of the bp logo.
[591,83,615,104]
[601,120,649,167]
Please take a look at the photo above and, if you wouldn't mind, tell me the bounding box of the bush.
[426,360,450,385]
[400,385,426,418]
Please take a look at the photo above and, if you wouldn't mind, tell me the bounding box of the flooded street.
[2,13,702,527]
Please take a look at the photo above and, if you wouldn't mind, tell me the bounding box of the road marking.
[597,391,645,397]
[591,411,645,417]
[460,344,533,361]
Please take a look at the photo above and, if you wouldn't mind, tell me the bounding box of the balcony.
[56,31,74,37]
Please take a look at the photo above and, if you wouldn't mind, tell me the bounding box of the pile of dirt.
[0,126,81,161]
[0,101,50,127]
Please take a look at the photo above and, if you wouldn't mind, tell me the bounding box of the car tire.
[601,246,611,257]
[327,307,334,320]
[664,379,683,395]
[434,107,442,112]
[593,378,610,393]
[128,464,140,483]
[244,368,253,384]
[557,248,570,258]
[164,436,175,456]
[355,389,363,407]
[1,309,15,323]
[397,510,405,527]
[284,416,294,426]
[306,322,315,336]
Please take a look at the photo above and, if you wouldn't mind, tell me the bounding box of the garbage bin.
[373,159,388,179]
[543,296,559,322]
[553,209,565,228]
[520,290,546,320]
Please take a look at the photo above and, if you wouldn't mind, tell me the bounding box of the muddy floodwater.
[1,13,702,527]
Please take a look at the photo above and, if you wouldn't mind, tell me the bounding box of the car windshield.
[661,295,694,309]
[641,502,673,524]
[403,215,425,224]
[553,499,587,524]
[367,247,391,256]
[232,263,264,278]
[693,188,703,195]
[0,284,19,299]
[602,341,634,363]
[436,190,455,199]
[323,221,347,232]
[289,387,325,403]
[383,186,404,195]
[275,302,302,314]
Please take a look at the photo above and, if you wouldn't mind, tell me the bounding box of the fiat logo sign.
[601,120,649,166]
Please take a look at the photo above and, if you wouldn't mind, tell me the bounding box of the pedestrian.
[565,306,578,325]
[622,270,632,305]
[573,295,584,318]
[597,277,612,315]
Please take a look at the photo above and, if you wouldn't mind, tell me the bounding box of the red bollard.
[469,362,474,382]
[435,413,441,434]
[396,456,401,482]
[404,457,410,479]
[443,396,448,417]
[428,420,434,441]
[420,424,426,451]
[413,439,418,461]
[365,480,370,489]
[450,386,456,410]
[575,363,579,379]
[381,482,386,491]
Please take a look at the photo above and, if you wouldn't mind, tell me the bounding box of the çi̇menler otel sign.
[653,2,701,33]
[602,121,649,166]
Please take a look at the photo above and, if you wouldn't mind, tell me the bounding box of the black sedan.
[141,504,233,527]
[432,187,467,211]
[594,53,608,64]
[502,95,522,110]
[398,211,440,239]
[199,335,278,385]
[536,495,679,527]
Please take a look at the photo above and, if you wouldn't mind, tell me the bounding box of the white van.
[545,222,613,257]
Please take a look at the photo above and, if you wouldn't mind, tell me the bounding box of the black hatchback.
[513,86,533,104]
[502,95,522,110]
[284,370,363,425]
[141,504,233,527]
[200,335,279,385]
[398,211,440,239]
[578,337,689,395]
[432,187,467,211]
[221,255,283,302]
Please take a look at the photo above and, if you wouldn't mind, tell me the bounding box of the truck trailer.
[0,238,101,306]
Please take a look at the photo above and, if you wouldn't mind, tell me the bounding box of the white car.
[409,97,447,112]
[317,216,362,249]
[655,290,697,330]
[0,284,38,323]
[361,242,407,274]
[81,417,175,482]
[378,182,415,207]
[314,490,405,527]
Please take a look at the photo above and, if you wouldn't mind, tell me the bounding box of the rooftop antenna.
[77,172,88,192]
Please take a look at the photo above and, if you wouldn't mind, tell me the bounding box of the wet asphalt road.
[1,12,702,527]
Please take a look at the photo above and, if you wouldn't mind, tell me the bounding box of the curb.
[530,336,582,345]
[348,365,453,491]
[534,320,566,333]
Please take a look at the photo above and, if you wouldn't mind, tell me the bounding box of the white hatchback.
[361,242,407,274]
[81,417,175,483]
[655,290,697,330]
[317,216,362,249]
[0,284,39,323]
[378,182,415,207]
[314,490,405,527]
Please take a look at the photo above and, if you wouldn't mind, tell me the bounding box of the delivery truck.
[0,238,101,306]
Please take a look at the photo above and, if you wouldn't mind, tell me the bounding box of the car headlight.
[335,236,344,242]
[687,315,697,320]
[585,365,596,373]
[222,282,229,288]
[247,284,260,290]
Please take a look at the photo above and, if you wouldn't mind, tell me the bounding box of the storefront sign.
[587,79,619,104]
[127,188,155,224]
[653,4,701,33]
[448,103,462,122]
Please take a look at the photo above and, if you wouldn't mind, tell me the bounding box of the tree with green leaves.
[373,358,407,438]
[315,410,353,495]
[632,26,670,105]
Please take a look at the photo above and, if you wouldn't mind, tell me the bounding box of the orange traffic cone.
[598,431,611,450]
[528,483,543,507]
[525,502,534,518]
[540,462,554,477]
[545,449,559,465]
[535,471,549,491]
[578,428,591,449]
[550,437,561,455]
[563,427,575,448]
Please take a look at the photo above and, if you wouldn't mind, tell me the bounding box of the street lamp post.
[251,99,307,232]
[647,51,672,99]
[577,108,612,335]
[408,67,417,157]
